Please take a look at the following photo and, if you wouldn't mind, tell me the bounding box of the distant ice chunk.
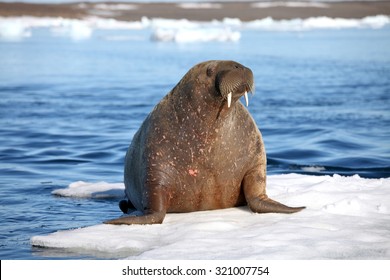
[244,15,390,31]
[149,17,240,43]
[361,15,390,29]
[149,18,199,30]
[152,27,240,43]
[51,20,93,40]
[0,18,31,41]
[223,17,242,26]
[52,181,124,199]
[301,166,326,172]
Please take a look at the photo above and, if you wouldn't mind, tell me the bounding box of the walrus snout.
[216,64,254,108]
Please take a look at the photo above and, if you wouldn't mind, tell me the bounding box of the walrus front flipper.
[243,170,305,214]
[104,211,166,225]
[247,195,305,214]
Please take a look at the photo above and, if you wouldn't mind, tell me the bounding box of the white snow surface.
[32,174,390,259]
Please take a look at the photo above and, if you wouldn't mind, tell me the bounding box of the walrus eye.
[206,66,215,77]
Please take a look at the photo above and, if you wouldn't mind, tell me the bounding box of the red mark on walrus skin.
[188,169,198,177]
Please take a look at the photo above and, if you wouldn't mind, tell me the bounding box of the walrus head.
[207,60,255,108]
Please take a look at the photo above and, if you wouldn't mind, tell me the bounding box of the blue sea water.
[0,27,390,259]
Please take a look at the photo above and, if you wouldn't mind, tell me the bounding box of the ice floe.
[32,174,390,259]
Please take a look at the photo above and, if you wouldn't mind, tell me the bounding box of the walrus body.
[105,60,305,225]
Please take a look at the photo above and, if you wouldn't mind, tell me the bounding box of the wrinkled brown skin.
[104,60,305,225]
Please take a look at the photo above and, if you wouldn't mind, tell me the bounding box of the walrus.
[105,60,305,225]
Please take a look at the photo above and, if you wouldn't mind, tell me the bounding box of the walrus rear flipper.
[248,196,305,214]
[103,211,166,225]
[119,200,134,214]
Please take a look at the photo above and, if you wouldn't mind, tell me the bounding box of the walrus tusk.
[227,92,232,108]
[244,91,249,107]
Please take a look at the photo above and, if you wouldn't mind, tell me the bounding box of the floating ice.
[361,15,390,29]
[32,174,390,259]
[244,15,390,31]
[152,27,240,43]
[52,181,125,199]
[51,20,93,40]
[1,15,389,42]
[0,17,94,40]
[0,18,31,41]
[301,166,326,172]
[147,17,241,43]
